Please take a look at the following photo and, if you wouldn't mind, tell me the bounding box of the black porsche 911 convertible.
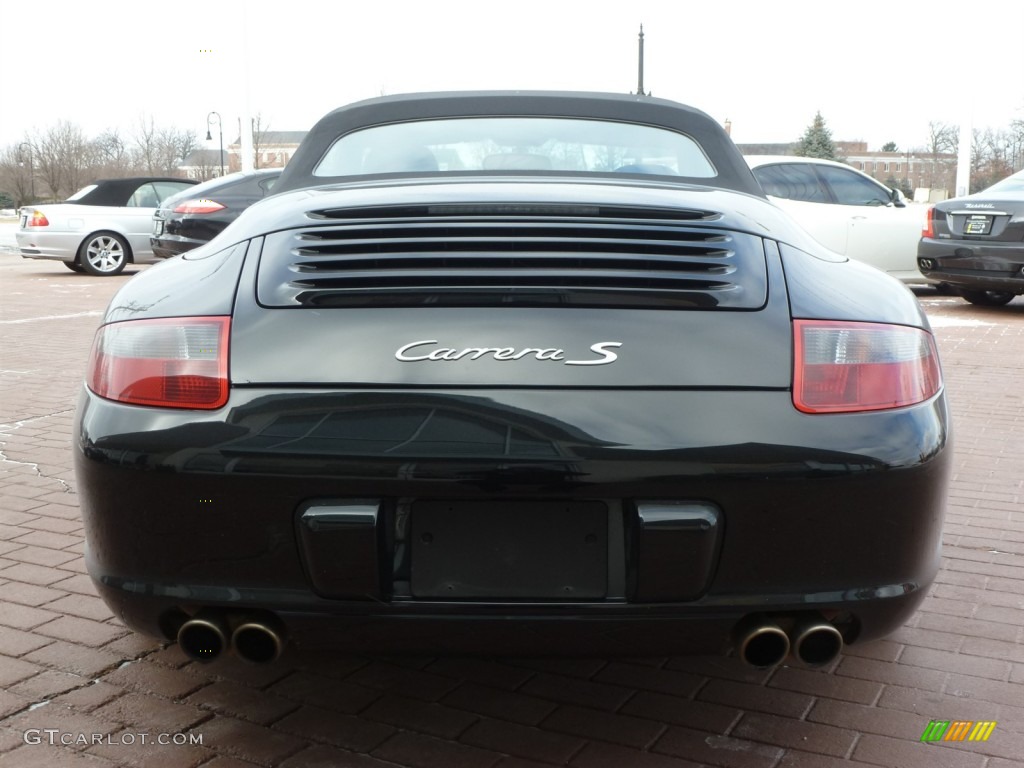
[75,92,951,667]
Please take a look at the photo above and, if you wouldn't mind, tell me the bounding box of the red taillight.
[793,320,941,414]
[922,206,935,238]
[26,209,49,227]
[173,198,226,214]
[88,317,230,409]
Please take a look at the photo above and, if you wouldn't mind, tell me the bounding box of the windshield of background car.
[312,117,717,178]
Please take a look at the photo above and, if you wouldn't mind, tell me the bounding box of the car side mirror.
[890,188,906,208]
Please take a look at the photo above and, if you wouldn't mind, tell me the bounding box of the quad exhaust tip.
[175,610,286,664]
[177,611,229,663]
[231,617,286,664]
[734,615,790,668]
[734,613,844,668]
[792,618,844,667]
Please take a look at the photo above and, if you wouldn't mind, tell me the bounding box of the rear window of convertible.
[312,117,717,178]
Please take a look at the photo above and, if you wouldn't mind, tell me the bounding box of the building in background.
[178,149,231,181]
[228,131,308,172]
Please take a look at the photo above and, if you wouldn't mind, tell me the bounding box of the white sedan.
[745,156,929,284]
[17,177,196,275]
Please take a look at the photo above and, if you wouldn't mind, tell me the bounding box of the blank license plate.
[410,500,608,599]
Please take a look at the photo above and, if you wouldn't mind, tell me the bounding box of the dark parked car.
[151,169,281,258]
[76,92,951,668]
[918,169,1024,305]
[17,177,197,274]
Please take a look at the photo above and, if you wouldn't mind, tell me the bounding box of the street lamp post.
[636,25,648,97]
[206,112,224,177]
[17,142,35,202]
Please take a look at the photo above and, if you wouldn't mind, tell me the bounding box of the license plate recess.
[964,215,993,235]
[411,500,608,599]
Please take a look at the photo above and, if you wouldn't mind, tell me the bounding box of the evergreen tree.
[881,141,898,152]
[795,112,838,160]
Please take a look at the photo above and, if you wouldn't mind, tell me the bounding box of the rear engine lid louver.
[256,205,768,310]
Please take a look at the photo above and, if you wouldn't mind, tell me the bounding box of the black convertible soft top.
[67,177,196,206]
[275,91,764,197]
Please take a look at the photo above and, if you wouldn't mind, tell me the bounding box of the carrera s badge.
[396,340,622,365]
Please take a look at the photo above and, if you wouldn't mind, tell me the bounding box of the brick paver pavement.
[1,250,1021,768]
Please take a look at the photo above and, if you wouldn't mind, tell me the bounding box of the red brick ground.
[1,254,1021,768]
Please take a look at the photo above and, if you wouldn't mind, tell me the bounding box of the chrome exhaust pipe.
[791,616,844,667]
[733,615,790,668]
[231,615,286,664]
[177,611,229,663]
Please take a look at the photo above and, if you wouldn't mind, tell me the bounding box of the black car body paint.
[75,92,951,662]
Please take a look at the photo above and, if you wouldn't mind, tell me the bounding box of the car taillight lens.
[26,209,49,227]
[793,320,941,414]
[922,206,935,238]
[174,199,226,214]
[88,317,230,409]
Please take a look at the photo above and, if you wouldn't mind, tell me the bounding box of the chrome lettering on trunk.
[396,340,621,365]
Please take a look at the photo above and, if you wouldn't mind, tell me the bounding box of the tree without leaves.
[33,121,93,200]
[0,144,37,207]
[922,121,960,189]
[189,150,222,182]
[1007,119,1024,171]
[794,112,838,160]
[134,116,196,176]
[92,130,134,178]
[2,117,198,205]
[133,115,160,175]
[927,121,959,155]
[155,126,197,176]
[971,127,1017,191]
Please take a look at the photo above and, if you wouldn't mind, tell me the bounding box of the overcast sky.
[3,0,1022,153]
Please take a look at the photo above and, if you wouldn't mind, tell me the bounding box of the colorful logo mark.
[920,720,996,742]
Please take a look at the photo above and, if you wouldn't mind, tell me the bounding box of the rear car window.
[752,164,829,203]
[313,117,717,178]
[814,165,890,206]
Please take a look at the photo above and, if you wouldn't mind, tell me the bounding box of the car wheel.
[79,232,129,276]
[960,289,1016,307]
[63,260,86,272]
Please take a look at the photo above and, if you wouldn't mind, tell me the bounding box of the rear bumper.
[151,234,203,259]
[16,230,78,262]
[91,578,929,657]
[918,238,1024,293]
[75,385,951,655]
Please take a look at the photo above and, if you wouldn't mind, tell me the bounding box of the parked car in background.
[745,156,929,284]
[17,177,197,275]
[77,92,950,667]
[918,169,1024,306]
[151,169,281,259]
